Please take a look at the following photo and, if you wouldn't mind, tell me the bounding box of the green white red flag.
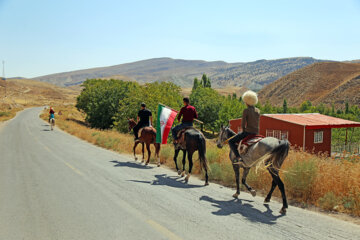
[156,104,178,144]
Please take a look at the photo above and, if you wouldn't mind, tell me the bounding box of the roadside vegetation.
[0,107,22,122]
[40,75,360,216]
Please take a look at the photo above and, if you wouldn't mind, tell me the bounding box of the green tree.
[76,79,139,129]
[345,102,349,114]
[200,74,211,88]
[190,86,222,132]
[113,82,183,132]
[283,99,288,113]
[192,77,200,90]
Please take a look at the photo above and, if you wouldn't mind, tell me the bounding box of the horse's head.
[127,118,136,132]
[217,125,228,149]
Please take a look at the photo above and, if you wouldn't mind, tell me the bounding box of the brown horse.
[128,119,161,166]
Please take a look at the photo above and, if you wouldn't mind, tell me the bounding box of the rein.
[220,127,237,145]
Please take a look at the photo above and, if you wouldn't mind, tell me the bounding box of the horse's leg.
[145,143,151,165]
[242,168,256,197]
[181,150,187,177]
[185,151,193,183]
[155,143,161,167]
[269,168,288,214]
[141,142,145,163]
[232,164,241,198]
[264,179,277,204]
[173,149,181,174]
[133,141,140,160]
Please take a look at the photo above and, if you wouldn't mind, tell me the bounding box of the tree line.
[76,76,360,139]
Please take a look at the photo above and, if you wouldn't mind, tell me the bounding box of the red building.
[229,113,360,156]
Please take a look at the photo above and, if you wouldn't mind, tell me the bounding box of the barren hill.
[258,62,360,107]
[0,78,79,109]
[32,57,323,90]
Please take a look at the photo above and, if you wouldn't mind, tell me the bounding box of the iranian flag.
[156,104,178,144]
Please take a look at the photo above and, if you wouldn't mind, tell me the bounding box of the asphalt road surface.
[1,107,360,240]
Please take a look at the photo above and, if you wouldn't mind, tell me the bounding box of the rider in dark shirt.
[171,97,198,143]
[133,103,152,140]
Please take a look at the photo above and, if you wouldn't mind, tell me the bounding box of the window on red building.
[314,131,323,143]
[266,130,288,140]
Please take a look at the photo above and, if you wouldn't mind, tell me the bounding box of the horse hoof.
[279,207,287,214]
[157,163,160,167]
[250,189,256,197]
[134,157,138,161]
[232,193,239,199]
[185,174,190,183]
[204,182,209,186]
[181,171,185,177]
[145,162,149,166]
[264,199,270,204]
[177,170,181,175]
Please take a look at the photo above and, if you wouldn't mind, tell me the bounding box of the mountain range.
[32,57,324,90]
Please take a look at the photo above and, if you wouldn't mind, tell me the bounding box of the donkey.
[217,126,290,214]
[128,119,161,166]
[174,128,209,185]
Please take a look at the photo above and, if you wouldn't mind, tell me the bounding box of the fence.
[331,142,360,156]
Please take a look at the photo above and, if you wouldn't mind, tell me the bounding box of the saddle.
[176,127,195,149]
[237,134,264,155]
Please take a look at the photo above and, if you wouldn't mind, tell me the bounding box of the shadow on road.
[42,129,51,131]
[129,174,204,189]
[199,195,284,225]
[110,160,154,169]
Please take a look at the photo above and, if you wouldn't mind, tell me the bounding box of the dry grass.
[0,107,22,122]
[41,105,360,216]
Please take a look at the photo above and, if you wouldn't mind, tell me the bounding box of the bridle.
[219,127,237,145]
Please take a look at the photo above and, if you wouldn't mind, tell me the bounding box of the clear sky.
[1,0,360,78]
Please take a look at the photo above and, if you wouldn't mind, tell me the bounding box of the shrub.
[318,192,340,211]
[284,158,317,200]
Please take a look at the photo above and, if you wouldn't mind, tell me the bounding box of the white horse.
[50,118,55,131]
[217,126,290,214]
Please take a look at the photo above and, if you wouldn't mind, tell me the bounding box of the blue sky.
[1,0,360,78]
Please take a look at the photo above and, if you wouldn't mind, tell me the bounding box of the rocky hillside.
[258,62,360,107]
[32,57,323,90]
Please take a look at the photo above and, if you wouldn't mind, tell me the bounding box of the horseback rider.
[133,103,152,141]
[49,107,55,122]
[228,90,260,162]
[172,97,198,144]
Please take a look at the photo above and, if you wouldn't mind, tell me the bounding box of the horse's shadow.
[42,129,51,131]
[199,195,284,225]
[129,174,204,189]
[110,160,154,169]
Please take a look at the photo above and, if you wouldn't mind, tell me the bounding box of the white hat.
[242,90,258,106]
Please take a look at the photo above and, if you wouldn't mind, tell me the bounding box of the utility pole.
[2,60,6,97]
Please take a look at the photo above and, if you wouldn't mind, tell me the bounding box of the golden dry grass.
[41,105,360,216]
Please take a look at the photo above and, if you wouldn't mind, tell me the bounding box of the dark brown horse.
[128,119,161,166]
[173,128,209,185]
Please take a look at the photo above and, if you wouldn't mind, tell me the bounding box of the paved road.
[0,108,359,240]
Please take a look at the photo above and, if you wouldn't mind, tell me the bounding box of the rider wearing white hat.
[229,90,261,162]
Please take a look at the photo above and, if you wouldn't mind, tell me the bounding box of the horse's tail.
[256,140,290,172]
[197,134,209,172]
